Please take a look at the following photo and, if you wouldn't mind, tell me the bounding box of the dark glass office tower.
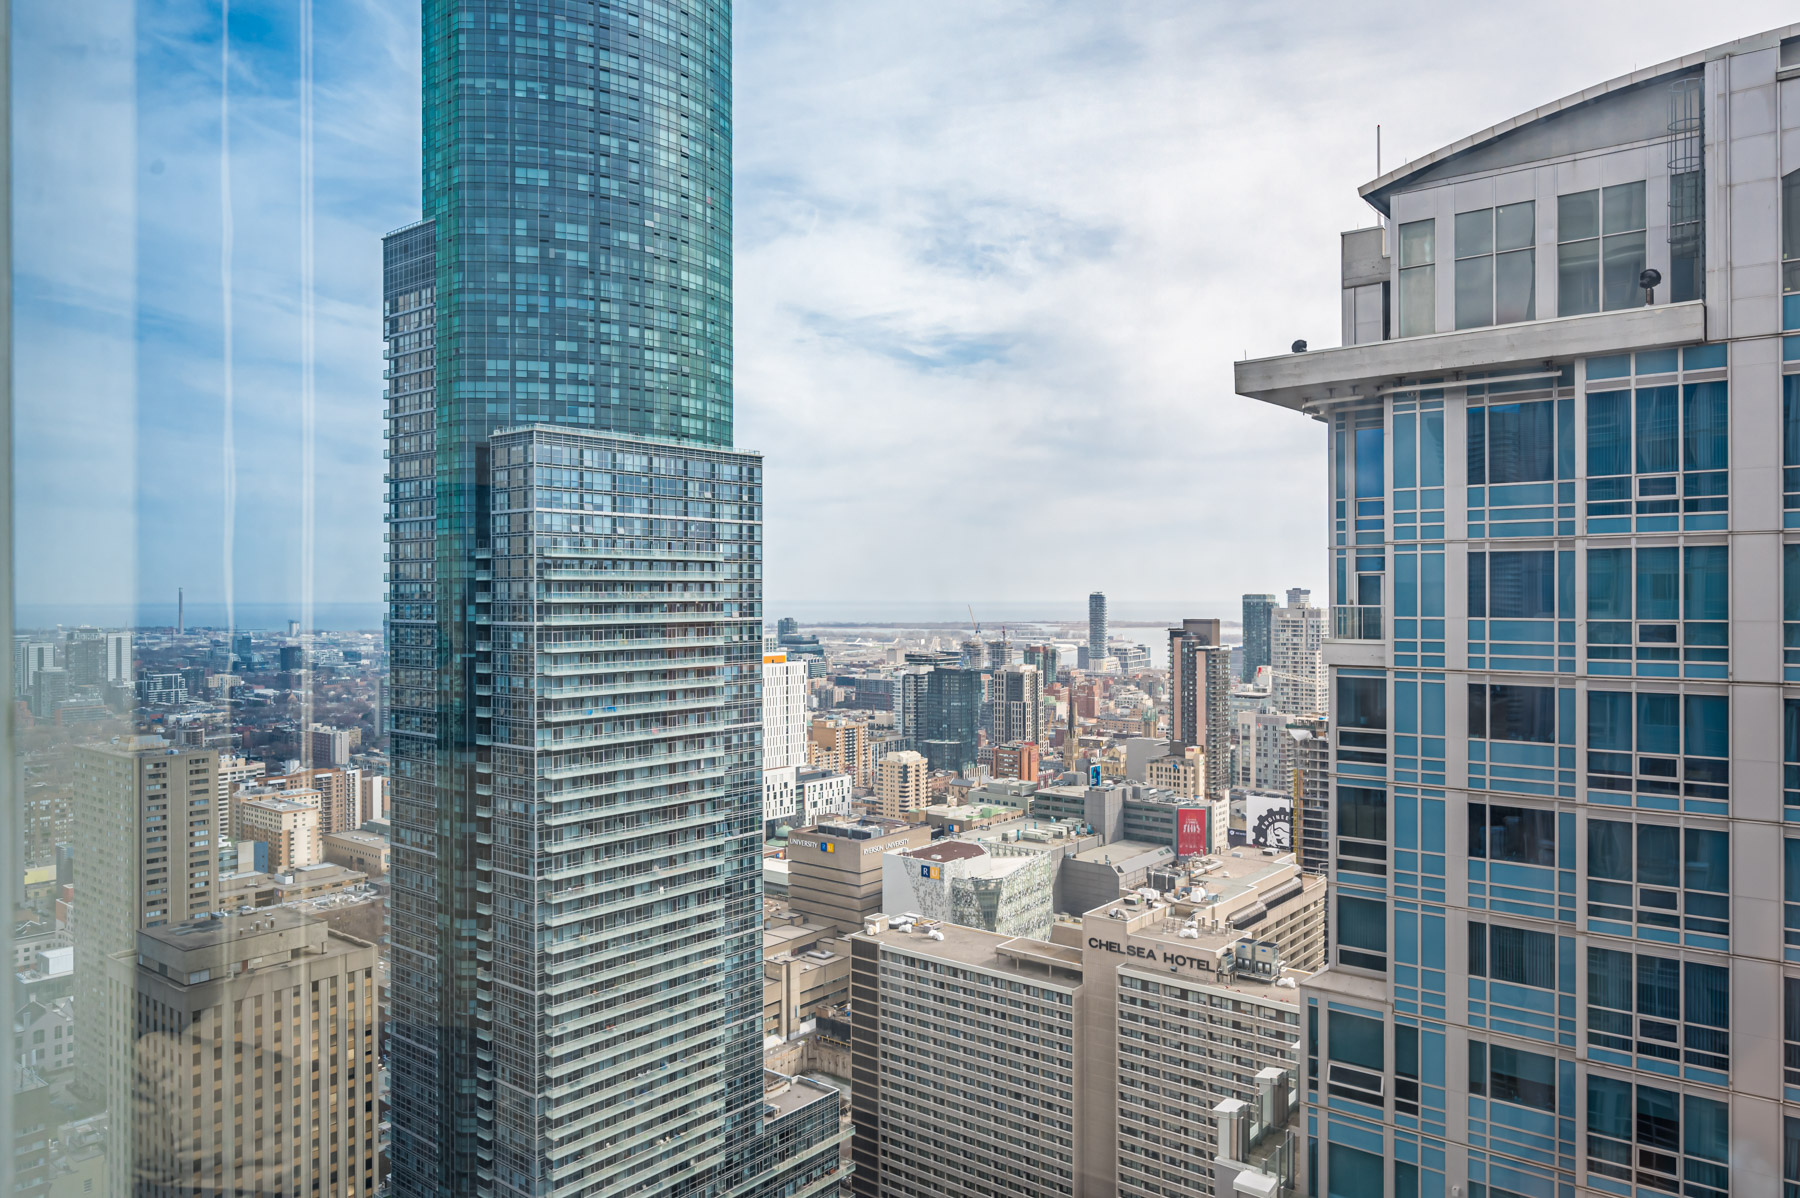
[382,6,830,1197]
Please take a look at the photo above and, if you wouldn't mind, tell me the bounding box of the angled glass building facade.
[1237,25,1800,1198]
[383,5,834,1196]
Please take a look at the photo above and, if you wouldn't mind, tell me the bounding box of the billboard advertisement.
[1176,807,1210,857]
[1244,791,1293,850]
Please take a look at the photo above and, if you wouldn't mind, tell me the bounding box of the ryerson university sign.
[787,836,890,857]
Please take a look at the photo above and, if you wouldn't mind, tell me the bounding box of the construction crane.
[968,604,980,639]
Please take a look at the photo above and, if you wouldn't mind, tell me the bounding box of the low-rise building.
[762,913,849,1039]
[321,829,389,878]
[786,819,930,934]
[881,839,1057,940]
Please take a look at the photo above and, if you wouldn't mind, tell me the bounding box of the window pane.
[1327,1143,1384,1198]
[1488,550,1556,618]
[1682,381,1728,471]
[1636,954,1680,1019]
[1786,377,1800,468]
[1683,694,1728,759]
[1399,219,1435,267]
[1587,390,1631,476]
[1456,209,1494,257]
[1787,698,1800,767]
[1589,818,1633,881]
[1683,1094,1729,1163]
[1487,803,1556,866]
[1636,546,1680,620]
[1685,961,1728,1028]
[1355,427,1384,498]
[1684,828,1728,893]
[1786,976,1800,1041]
[1398,265,1435,337]
[1588,548,1632,619]
[1337,896,1387,954]
[1338,786,1387,841]
[1489,684,1555,743]
[1393,413,1417,489]
[1784,169,1800,263]
[1468,552,1486,618]
[1558,237,1599,316]
[1495,248,1535,323]
[1683,546,1728,622]
[1603,181,1647,233]
[1589,690,1633,751]
[1496,201,1535,251]
[1420,411,1445,487]
[1787,546,1800,624]
[1455,256,1494,329]
[1489,1044,1556,1111]
[1638,823,1679,887]
[1338,677,1386,730]
[1559,190,1600,241]
[1637,1086,1679,1152]
[1467,407,1486,485]
[1487,401,1554,484]
[1636,385,1679,473]
[1637,691,1680,755]
[1489,924,1556,989]
[1603,231,1647,310]
[1589,1076,1633,1142]
[1469,921,1488,977]
[1588,947,1633,1012]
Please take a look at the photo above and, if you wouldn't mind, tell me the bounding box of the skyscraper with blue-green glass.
[383,5,841,1196]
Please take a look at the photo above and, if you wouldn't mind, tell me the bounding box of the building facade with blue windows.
[1236,25,1800,1198]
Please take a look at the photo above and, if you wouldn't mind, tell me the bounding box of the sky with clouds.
[13,1,1798,626]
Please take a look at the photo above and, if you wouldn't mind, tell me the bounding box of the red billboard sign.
[1176,807,1209,857]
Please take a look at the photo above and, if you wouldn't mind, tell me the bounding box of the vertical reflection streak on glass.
[219,0,236,652]
[300,0,315,729]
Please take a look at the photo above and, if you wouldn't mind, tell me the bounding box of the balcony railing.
[1330,605,1383,641]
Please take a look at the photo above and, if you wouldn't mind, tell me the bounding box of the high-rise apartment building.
[232,794,322,873]
[214,752,264,841]
[920,666,982,775]
[1168,618,1233,800]
[989,663,1042,747]
[71,737,219,1100]
[1087,591,1108,666]
[380,6,820,1195]
[809,715,874,788]
[1242,593,1277,682]
[1234,28,1799,1196]
[1270,587,1326,717]
[763,650,810,770]
[104,910,378,1197]
[103,630,131,682]
[1283,716,1331,874]
[305,724,359,769]
[874,750,927,820]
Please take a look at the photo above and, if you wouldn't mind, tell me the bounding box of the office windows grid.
[1585,689,1728,814]
[1466,1039,1573,1173]
[1467,919,1574,1047]
[1586,817,1729,951]
[1465,375,1576,539]
[1466,682,1575,800]
[1455,203,1537,329]
[1585,945,1729,1084]
[1585,345,1730,536]
[1393,547,1445,668]
[1784,167,1800,294]
[1584,1075,1727,1198]
[1557,182,1646,316]
[1787,837,1800,963]
[1467,799,1574,924]
[1466,550,1574,674]
[1391,391,1446,545]
[1589,545,1728,680]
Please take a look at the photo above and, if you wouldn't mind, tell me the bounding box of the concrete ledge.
[1232,300,1706,413]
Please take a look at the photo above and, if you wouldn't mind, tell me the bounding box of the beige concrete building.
[233,796,321,873]
[215,753,265,842]
[872,749,926,819]
[762,911,849,1039]
[260,766,362,834]
[808,716,874,788]
[104,909,378,1198]
[322,828,389,877]
[786,819,929,934]
[1145,743,1205,798]
[72,736,220,1099]
[848,849,1321,1198]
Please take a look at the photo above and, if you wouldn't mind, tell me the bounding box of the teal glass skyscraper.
[383,5,837,1197]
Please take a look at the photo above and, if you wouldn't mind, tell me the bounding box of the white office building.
[1235,26,1800,1198]
[763,649,813,832]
